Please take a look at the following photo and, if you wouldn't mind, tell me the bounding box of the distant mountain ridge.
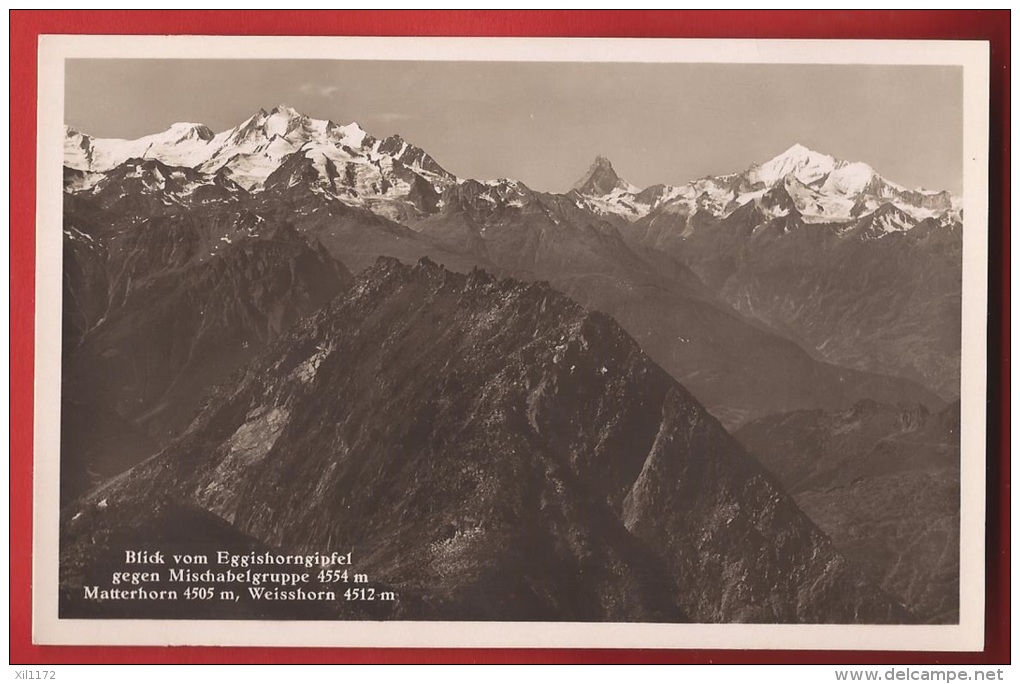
[63,106,955,423]
[66,105,454,223]
[65,107,961,234]
[65,107,962,413]
[570,143,960,230]
[572,150,963,398]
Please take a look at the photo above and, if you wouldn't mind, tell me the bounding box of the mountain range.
[64,106,956,423]
[59,105,962,622]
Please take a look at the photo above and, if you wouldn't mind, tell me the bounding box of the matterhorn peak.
[573,155,631,196]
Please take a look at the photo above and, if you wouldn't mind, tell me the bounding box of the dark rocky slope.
[60,219,351,502]
[62,258,910,623]
[737,400,960,622]
[414,182,941,428]
[63,153,944,434]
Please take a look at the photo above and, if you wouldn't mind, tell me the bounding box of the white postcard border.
[33,34,991,651]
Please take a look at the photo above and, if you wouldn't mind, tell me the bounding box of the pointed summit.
[260,105,308,140]
[752,143,837,187]
[573,155,630,196]
[269,103,303,118]
[780,142,813,157]
[767,143,834,168]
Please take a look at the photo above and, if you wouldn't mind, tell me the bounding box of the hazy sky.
[65,60,963,194]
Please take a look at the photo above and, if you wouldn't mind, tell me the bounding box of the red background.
[9,10,1010,665]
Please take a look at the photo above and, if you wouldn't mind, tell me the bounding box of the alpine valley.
[59,105,962,623]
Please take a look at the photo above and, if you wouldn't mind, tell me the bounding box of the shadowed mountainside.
[737,400,960,622]
[62,258,911,623]
[61,218,351,503]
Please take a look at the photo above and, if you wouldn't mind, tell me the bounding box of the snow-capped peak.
[337,122,369,148]
[62,107,959,241]
[821,161,879,197]
[269,103,303,119]
[751,143,837,187]
[784,142,810,154]
[165,122,215,142]
[167,121,207,132]
[62,106,465,203]
[263,105,307,139]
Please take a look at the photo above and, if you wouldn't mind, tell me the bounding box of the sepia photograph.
[30,34,991,651]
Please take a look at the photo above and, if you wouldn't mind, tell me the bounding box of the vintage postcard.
[33,35,990,650]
